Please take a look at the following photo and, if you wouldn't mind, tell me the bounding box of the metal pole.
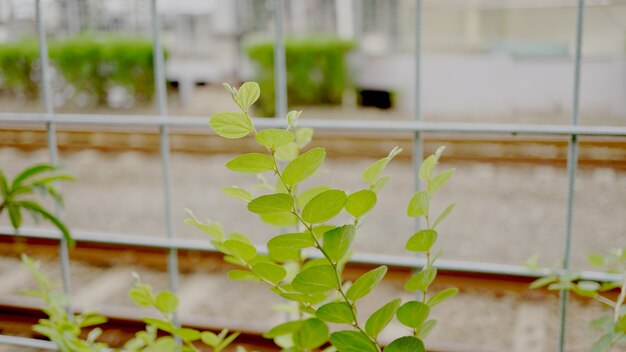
[558,1,585,351]
[274,0,287,118]
[36,0,73,309]
[149,0,180,326]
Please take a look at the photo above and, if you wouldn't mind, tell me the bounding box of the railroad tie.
[513,302,548,352]
[73,267,134,309]
[0,265,32,296]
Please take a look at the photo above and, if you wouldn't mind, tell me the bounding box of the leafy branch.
[0,163,74,246]
[187,82,460,352]
[529,248,626,352]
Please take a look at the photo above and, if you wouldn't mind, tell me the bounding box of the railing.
[0,0,623,351]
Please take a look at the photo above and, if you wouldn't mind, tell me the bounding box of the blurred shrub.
[245,37,355,116]
[0,40,39,98]
[0,36,159,106]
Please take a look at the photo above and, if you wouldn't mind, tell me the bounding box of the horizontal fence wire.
[1,113,626,136]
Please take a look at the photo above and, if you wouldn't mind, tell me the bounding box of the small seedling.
[529,249,626,351]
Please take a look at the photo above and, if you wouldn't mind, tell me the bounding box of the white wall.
[355,54,626,121]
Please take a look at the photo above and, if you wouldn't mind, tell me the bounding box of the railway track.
[1,125,626,169]
[0,229,622,351]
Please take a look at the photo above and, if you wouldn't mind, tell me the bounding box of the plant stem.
[0,202,4,214]
[594,295,616,308]
[269,152,382,352]
[614,278,626,323]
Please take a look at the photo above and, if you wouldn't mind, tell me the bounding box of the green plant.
[0,37,157,105]
[21,255,241,352]
[49,36,156,104]
[0,39,39,98]
[529,249,626,351]
[0,163,74,245]
[186,82,458,351]
[245,37,355,116]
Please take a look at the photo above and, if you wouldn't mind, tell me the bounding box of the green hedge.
[245,37,355,116]
[0,36,158,105]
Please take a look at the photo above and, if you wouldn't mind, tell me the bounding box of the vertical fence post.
[413,0,425,302]
[149,0,180,326]
[413,0,423,194]
[559,0,585,351]
[36,0,73,309]
[274,0,287,118]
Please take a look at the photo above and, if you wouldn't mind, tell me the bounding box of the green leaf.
[153,337,176,351]
[419,155,437,181]
[406,230,438,252]
[396,301,430,329]
[362,147,402,185]
[302,189,347,224]
[174,328,201,341]
[434,146,446,161]
[282,147,326,185]
[221,186,253,202]
[252,262,286,284]
[323,225,356,263]
[11,163,56,188]
[345,190,377,218]
[371,176,390,193]
[256,129,295,149]
[295,128,314,148]
[275,142,299,162]
[260,212,298,227]
[210,112,254,139]
[268,233,314,261]
[144,317,174,333]
[234,81,260,111]
[248,193,294,214]
[316,302,354,324]
[330,331,378,352]
[433,203,455,229]
[405,268,437,292]
[590,332,621,352]
[416,319,437,339]
[287,110,302,127]
[226,153,275,174]
[297,186,331,209]
[407,191,430,218]
[184,210,224,241]
[155,291,179,314]
[128,287,153,307]
[295,318,329,350]
[588,253,605,267]
[263,321,302,338]
[227,270,260,282]
[429,168,455,194]
[346,266,387,301]
[384,336,425,352]
[529,275,559,290]
[8,203,22,229]
[17,201,74,247]
[223,239,257,261]
[427,287,458,307]
[365,298,401,338]
[292,264,337,294]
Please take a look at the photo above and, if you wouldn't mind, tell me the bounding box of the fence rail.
[0,0,619,351]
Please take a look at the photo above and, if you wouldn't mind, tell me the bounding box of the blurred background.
[0,1,625,351]
[0,0,624,124]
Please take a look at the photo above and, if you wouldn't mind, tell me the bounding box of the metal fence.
[1,0,625,351]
